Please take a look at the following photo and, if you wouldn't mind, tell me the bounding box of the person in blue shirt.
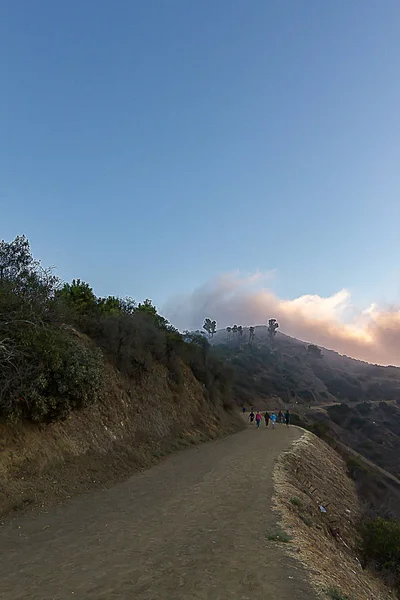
[270,413,277,429]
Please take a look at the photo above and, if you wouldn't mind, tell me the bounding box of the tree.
[249,326,255,345]
[267,318,279,347]
[226,326,232,342]
[58,279,97,314]
[210,320,217,337]
[183,330,210,358]
[0,235,35,281]
[203,318,217,338]
[137,299,170,329]
[307,344,323,359]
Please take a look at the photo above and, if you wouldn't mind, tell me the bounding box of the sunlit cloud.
[163,272,400,366]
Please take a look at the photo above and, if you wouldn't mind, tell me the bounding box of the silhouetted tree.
[267,318,279,347]
[232,324,238,342]
[226,326,232,342]
[203,318,217,338]
[0,234,35,281]
[211,319,217,337]
[307,344,323,359]
[249,326,255,345]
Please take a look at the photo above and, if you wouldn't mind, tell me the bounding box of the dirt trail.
[0,425,318,600]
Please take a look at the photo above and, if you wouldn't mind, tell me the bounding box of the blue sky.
[2,0,400,315]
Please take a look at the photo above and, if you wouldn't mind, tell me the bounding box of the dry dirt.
[0,425,318,600]
[273,430,396,600]
[0,362,242,517]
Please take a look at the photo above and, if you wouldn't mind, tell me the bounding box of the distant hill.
[210,325,400,493]
[211,325,400,406]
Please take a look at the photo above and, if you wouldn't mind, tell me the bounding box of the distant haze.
[163,272,400,367]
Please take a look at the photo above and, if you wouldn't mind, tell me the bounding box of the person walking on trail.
[278,410,284,424]
[270,412,277,429]
[285,410,290,427]
[264,411,270,427]
[249,411,255,424]
[255,412,262,428]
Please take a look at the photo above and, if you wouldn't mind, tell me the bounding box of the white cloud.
[162,272,400,366]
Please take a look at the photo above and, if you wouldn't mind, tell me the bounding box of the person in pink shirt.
[255,412,262,428]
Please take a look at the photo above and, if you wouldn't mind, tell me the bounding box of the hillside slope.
[212,326,400,406]
[273,430,396,600]
[0,236,243,516]
[0,358,242,517]
[210,326,400,511]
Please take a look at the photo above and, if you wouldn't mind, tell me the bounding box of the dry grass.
[272,428,396,600]
[0,361,243,517]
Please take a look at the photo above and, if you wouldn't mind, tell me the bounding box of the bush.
[290,413,306,427]
[326,588,352,600]
[290,496,303,507]
[0,327,103,423]
[327,403,351,425]
[356,402,372,416]
[346,456,368,480]
[308,422,331,439]
[361,517,400,591]
[0,235,235,424]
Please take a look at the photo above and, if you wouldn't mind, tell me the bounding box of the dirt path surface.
[0,425,318,600]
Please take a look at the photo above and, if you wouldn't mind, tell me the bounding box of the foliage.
[307,344,323,359]
[0,234,37,281]
[203,317,217,338]
[290,496,303,507]
[326,588,352,600]
[327,403,351,426]
[346,455,368,480]
[361,517,400,591]
[267,318,279,346]
[0,239,103,423]
[0,236,235,424]
[267,530,291,542]
[249,326,255,345]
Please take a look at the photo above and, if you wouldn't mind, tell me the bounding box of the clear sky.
[2,1,400,314]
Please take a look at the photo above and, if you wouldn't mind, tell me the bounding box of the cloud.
[162,272,400,366]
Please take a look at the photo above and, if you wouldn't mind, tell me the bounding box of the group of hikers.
[243,407,290,429]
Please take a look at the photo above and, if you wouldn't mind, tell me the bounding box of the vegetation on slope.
[210,322,400,594]
[0,236,233,424]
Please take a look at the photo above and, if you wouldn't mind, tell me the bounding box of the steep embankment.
[0,361,243,517]
[273,430,396,600]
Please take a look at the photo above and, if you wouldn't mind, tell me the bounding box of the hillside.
[211,325,400,514]
[0,236,242,515]
[212,325,400,407]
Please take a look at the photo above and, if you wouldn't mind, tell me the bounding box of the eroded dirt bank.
[272,429,395,600]
[0,362,242,517]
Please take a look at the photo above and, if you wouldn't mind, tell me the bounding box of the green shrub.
[326,588,352,600]
[290,496,303,507]
[327,403,351,425]
[0,235,235,424]
[346,456,367,480]
[0,328,103,423]
[267,530,291,543]
[361,517,400,590]
[308,421,331,439]
[356,401,372,416]
[289,413,306,427]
